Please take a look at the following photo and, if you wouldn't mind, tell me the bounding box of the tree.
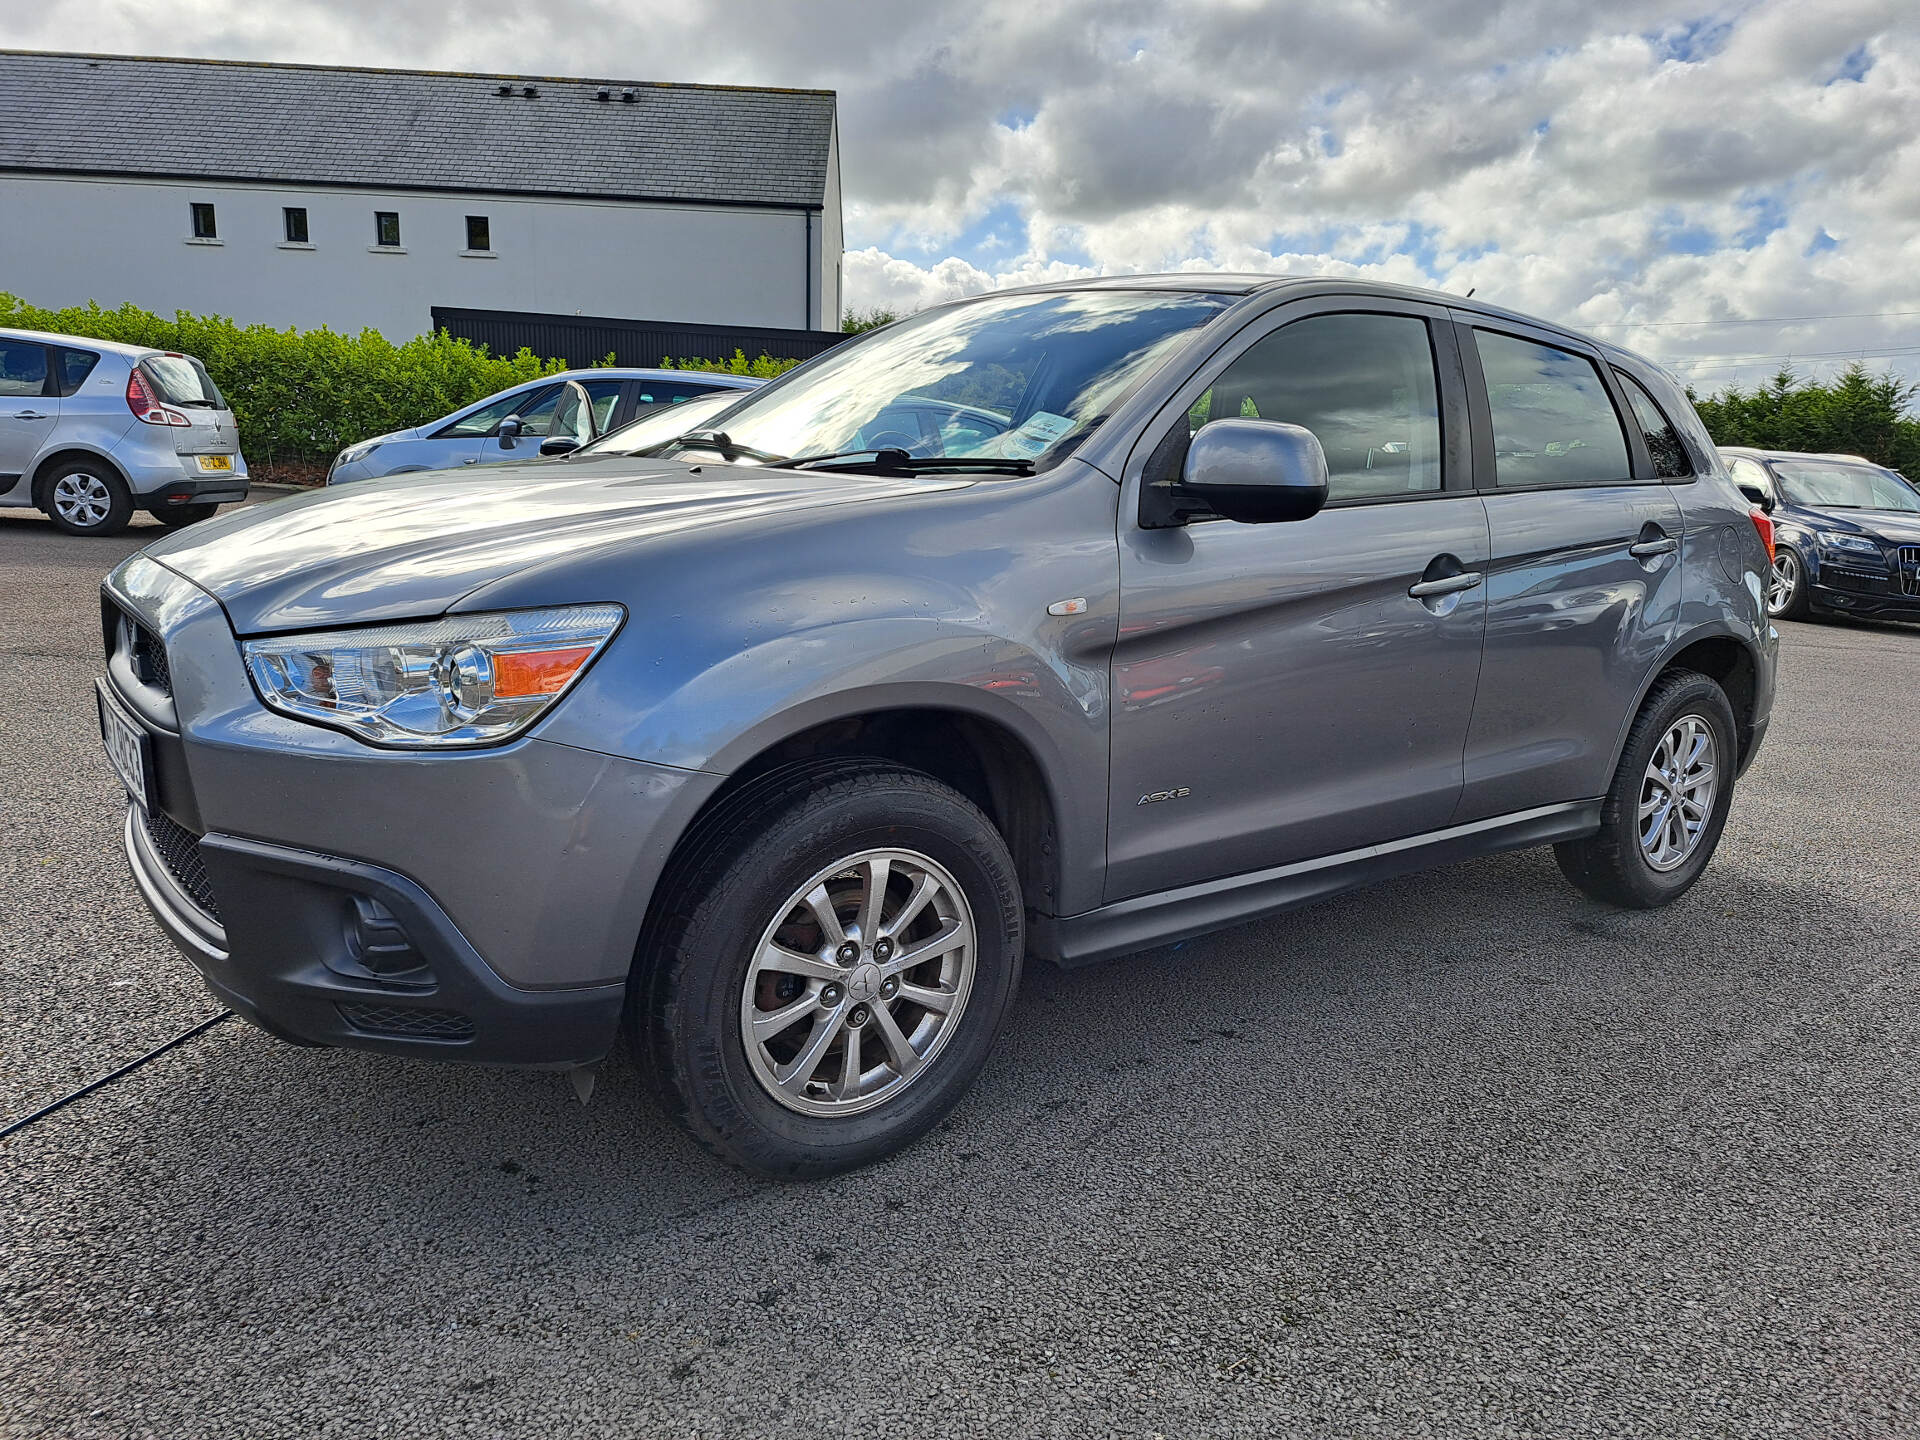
[1690,363,1920,474]
[841,306,902,335]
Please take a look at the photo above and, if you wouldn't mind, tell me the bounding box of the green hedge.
[0,295,802,468]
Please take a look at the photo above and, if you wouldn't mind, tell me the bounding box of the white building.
[0,50,842,339]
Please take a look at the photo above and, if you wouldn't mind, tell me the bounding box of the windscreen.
[142,355,226,409]
[1771,460,1919,513]
[662,289,1232,469]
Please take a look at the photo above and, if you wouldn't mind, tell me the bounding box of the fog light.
[341,895,431,986]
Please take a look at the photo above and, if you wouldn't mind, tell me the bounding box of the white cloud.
[13,0,1920,391]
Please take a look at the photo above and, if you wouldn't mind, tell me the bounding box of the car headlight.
[1816,530,1882,558]
[242,605,624,748]
[335,440,382,469]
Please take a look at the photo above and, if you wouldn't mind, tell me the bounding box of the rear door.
[0,338,57,492]
[1108,297,1489,899]
[1451,316,1684,822]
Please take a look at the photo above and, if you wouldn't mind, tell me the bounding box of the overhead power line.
[1585,307,1920,330]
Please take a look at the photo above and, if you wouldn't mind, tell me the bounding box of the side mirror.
[539,436,581,457]
[1736,482,1774,512]
[1178,419,1330,524]
[496,415,523,448]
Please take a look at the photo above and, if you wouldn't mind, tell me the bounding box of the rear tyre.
[43,460,133,536]
[149,502,219,529]
[1555,670,1738,909]
[636,759,1023,1179]
[1766,546,1809,620]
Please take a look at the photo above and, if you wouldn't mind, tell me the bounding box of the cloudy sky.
[16,0,1920,392]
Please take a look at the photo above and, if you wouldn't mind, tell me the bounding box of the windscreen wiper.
[673,430,785,463]
[772,448,1036,475]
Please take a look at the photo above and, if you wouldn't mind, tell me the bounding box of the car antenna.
[1465,287,1476,298]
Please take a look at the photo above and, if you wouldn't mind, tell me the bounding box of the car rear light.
[1749,506,1775,564]
[126,368,190,426]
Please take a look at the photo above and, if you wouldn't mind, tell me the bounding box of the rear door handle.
[1629,537,1678,558]
[1408,571,1483,598]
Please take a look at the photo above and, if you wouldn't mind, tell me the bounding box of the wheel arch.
[1610,624,1767,778]
[30,446,130,510]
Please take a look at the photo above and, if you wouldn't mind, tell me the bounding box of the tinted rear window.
[1615,371,1693,479]
[1475,330,1631,487]
[142,355,225,408]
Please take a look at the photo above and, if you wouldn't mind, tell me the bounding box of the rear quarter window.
[1615,371,1694,479]
[54,348,101,396]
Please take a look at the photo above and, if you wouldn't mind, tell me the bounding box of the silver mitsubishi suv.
[98,277,1777,1177]
[1,327,248,535]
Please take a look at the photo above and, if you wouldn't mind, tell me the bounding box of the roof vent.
[496,84,513,96]
[595,88,611,102]
[523,85,538,98]
[621,89,637,103]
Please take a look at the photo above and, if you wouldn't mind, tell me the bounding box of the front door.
[1108,301,1490,901]
[1451,319,1685,821]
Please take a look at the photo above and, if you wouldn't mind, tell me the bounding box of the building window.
[374,211,401,248]
[190,202,217,239]
[465,215,491,252]
[284,207,309,244]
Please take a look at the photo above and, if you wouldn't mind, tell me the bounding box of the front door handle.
[13,410,49,420]
[1408,571,1483,599]
[1629,537,1678,559]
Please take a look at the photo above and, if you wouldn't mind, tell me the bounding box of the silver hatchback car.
[325,368,762,484]
[0,328,248,535]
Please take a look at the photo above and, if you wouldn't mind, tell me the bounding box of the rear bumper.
[125,807,626,1065]
[118,448,250,500]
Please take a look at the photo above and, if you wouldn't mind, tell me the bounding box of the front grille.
[1898,546,1920,598]
[336,1003,475,1042]
[142,809,221,922]
[131,623,171,696]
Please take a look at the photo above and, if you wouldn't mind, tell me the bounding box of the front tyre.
[636,760,1023,1178]
[1766,546,1809,620]
[1555,670,1738,909]
[43,460,133,536]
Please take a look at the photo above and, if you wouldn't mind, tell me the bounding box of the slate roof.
[0,50,835,209]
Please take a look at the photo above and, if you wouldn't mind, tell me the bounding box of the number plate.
[96,681,153,813]
[195,454,234,472]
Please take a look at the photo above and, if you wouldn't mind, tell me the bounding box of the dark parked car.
[1721,447,1920,621]
[100,276,1776,1177]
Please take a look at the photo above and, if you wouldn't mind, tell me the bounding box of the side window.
[0,341,50,397]
[581,379,624,430]
[628,381,716,409]
[1616,371,1693,478]
[1195,312,1444,501]
[54,348,101,395]
[436,385,561,438]
[1474,331,1631,488]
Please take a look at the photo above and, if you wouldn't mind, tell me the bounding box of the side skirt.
[1030,799,1603,968]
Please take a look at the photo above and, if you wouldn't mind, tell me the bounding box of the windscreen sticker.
[990,410,1077,460]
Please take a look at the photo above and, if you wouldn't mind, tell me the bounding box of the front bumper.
[1809,582,1920,620]
[102,554,723,1065]
[125,807,625,1064]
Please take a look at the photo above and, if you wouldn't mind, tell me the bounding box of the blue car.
[326,367,761,484]
[1722,447,1920,621]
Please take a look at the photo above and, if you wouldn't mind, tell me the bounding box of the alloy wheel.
[52,472,114,529]
[1766,550,1799,615]
[740,847,976,1117]
[1638,715,1718,872]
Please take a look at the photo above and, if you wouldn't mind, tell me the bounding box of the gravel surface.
[4,498,1918,1438]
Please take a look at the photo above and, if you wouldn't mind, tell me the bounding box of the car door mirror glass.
[1178,419,1330,524]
